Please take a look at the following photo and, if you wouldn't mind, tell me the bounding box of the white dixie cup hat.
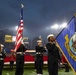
[47,34,54,39]
[37,40,42,43]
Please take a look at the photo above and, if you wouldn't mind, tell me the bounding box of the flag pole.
[74,14,76,42]
[13,4,24,52]
[21,4,24,38]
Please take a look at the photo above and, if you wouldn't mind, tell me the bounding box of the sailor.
[0,44,6,75]
[15,39,27,75]
[35,39,46,75]
[46,34,61,75]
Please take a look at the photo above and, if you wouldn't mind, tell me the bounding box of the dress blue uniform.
[0,44,6,75]
[35,40,46,75]
[15,44,27,75]
[46,34,61,75]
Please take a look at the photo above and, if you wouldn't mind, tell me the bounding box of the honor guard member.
[46,34,61,75]
[0,44,6,75]
[15,39,27,75]
[35,40,46,75]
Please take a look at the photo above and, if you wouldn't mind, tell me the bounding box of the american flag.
[14,4,24,52]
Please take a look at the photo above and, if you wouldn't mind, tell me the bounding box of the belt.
[16,52,25,55]
[0,58,4,60]
[36,52,43,54]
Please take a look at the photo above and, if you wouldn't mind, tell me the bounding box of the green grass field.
[2,68,75,75]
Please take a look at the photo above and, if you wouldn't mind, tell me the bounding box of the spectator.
[9,52,16,70]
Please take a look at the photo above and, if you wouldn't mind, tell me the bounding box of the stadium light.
[50,22,67,29]
[15,26,18,31]
[61,22,67,28]
[12,36,16,42]
[51,24,58,29]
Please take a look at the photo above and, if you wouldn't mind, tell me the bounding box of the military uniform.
[0,51,6,75]
[15,44,27,75]
[46,43,61,75]
[34,54,37,71]
[35,45,46,75]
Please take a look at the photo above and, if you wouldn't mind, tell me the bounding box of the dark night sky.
[0,0,76,40]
